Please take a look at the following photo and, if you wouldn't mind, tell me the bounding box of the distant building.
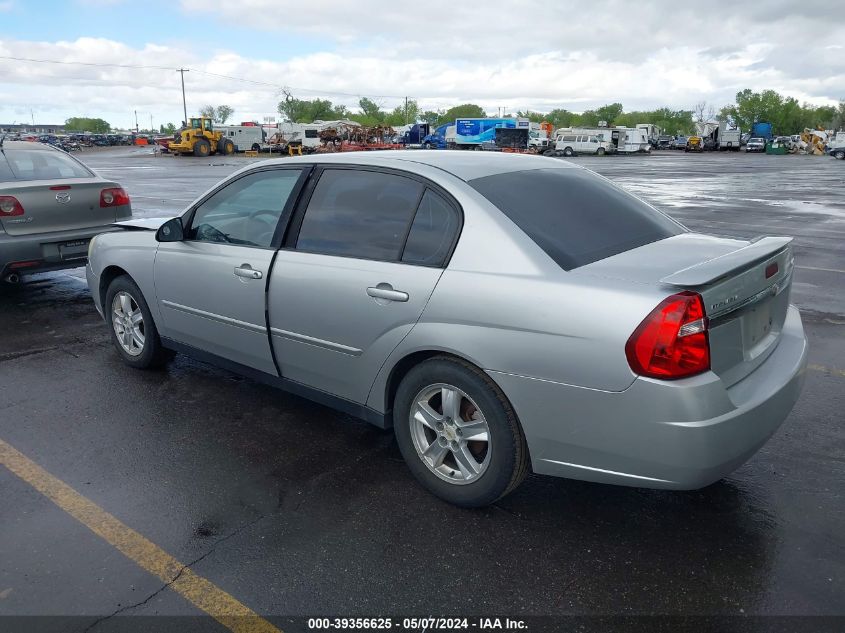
[1,123,66,134]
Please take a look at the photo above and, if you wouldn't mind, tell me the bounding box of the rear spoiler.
[660,236,793,287]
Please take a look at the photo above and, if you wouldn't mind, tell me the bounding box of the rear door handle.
[234,264,263,280]
[367,284,409,302]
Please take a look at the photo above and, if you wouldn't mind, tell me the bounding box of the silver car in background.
[0,139,131,283]
[86,152,807,507]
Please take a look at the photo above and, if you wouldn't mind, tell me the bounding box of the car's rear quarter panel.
[366,181,662,412]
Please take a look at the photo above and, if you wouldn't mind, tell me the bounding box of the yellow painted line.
[0,438,281,633]
[808,363,845,378]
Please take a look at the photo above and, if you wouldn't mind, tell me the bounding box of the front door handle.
[234,264,263,280]
[367,284,409,302]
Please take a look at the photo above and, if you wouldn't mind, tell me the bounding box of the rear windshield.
[469,167,683,270]
[1,148,93,182]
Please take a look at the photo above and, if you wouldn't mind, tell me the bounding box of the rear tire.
[105,276,172,370]
[217,138,234,155]
[835,150,845,160]
[251,143,261,152]
[393,356,529,507]
[193,139,211,157]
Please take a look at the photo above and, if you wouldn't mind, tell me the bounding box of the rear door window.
[469,167,683,270]
[295,169,424,261]
[401,190,460,266]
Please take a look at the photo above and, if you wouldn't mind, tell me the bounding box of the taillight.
[100,187,130,207]
[625,291,710,380]
[0,196,25,216]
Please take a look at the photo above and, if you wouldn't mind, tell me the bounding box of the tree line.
[277,89,844,136]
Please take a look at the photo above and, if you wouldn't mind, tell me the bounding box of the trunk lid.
[576,233,795,387]
[0,178,128,236]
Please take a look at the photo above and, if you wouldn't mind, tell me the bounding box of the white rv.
[636,123,660,145]
[275,122,322,150]
[618,127,651,153]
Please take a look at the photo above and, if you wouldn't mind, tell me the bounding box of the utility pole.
[178,68,189,125]
[404,96,408,125]
[150,114,154,133]
[134,110,139,133]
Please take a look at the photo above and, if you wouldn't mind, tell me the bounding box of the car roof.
[253,150,577,182]
[0,140,60,152]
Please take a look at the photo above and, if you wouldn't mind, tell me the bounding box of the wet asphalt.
[0,147,843,631]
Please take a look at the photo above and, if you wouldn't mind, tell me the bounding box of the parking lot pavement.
[1,149,843,630]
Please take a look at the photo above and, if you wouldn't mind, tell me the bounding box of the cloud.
[1,0,844,129]
[0,1,14,11]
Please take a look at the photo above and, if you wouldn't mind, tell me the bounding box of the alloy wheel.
[409,383,491,485]
[112,291,145,356]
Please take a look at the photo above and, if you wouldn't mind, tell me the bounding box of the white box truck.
[218,124,267,152]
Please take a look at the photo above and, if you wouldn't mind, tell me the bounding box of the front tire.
[193,138,211,157]
[393,357,529,507]
[596,147,606,156]
[563,146,574,157]
[105,276,172,369]
[835,150,845,160]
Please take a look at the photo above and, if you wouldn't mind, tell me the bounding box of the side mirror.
[155,217,184,242]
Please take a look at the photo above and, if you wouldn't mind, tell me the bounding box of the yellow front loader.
[169,117,235,157]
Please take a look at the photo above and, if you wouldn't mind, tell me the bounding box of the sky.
[1,0,844,130]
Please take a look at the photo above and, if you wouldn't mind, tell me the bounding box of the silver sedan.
[0,139,131,283]
[86,152,807,506]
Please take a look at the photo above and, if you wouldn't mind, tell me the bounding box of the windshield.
[469,167,683,270]
[0,148,93,182]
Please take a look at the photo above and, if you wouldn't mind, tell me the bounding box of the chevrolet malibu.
[1,139,131,283]
[86,152,807,507]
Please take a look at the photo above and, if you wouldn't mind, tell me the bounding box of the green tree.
[385,100,420,126]
[721,89,842,134]
[438,103,486,124]
[545,108,580,129]
[357,97,385,124]
[199,105,234,124]
[277,92,348,122]
[516,110,547,124]
[216,105,234,124]
[595,102,624,125]
[159,122,176,134]
[420,110,443,126]
[64,117,110,133]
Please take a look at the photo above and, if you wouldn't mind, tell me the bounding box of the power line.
[0,55,409,101]
[0,55,176,70]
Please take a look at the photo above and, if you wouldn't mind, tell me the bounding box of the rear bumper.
[0,225,122,278]
[489,306,808,489]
